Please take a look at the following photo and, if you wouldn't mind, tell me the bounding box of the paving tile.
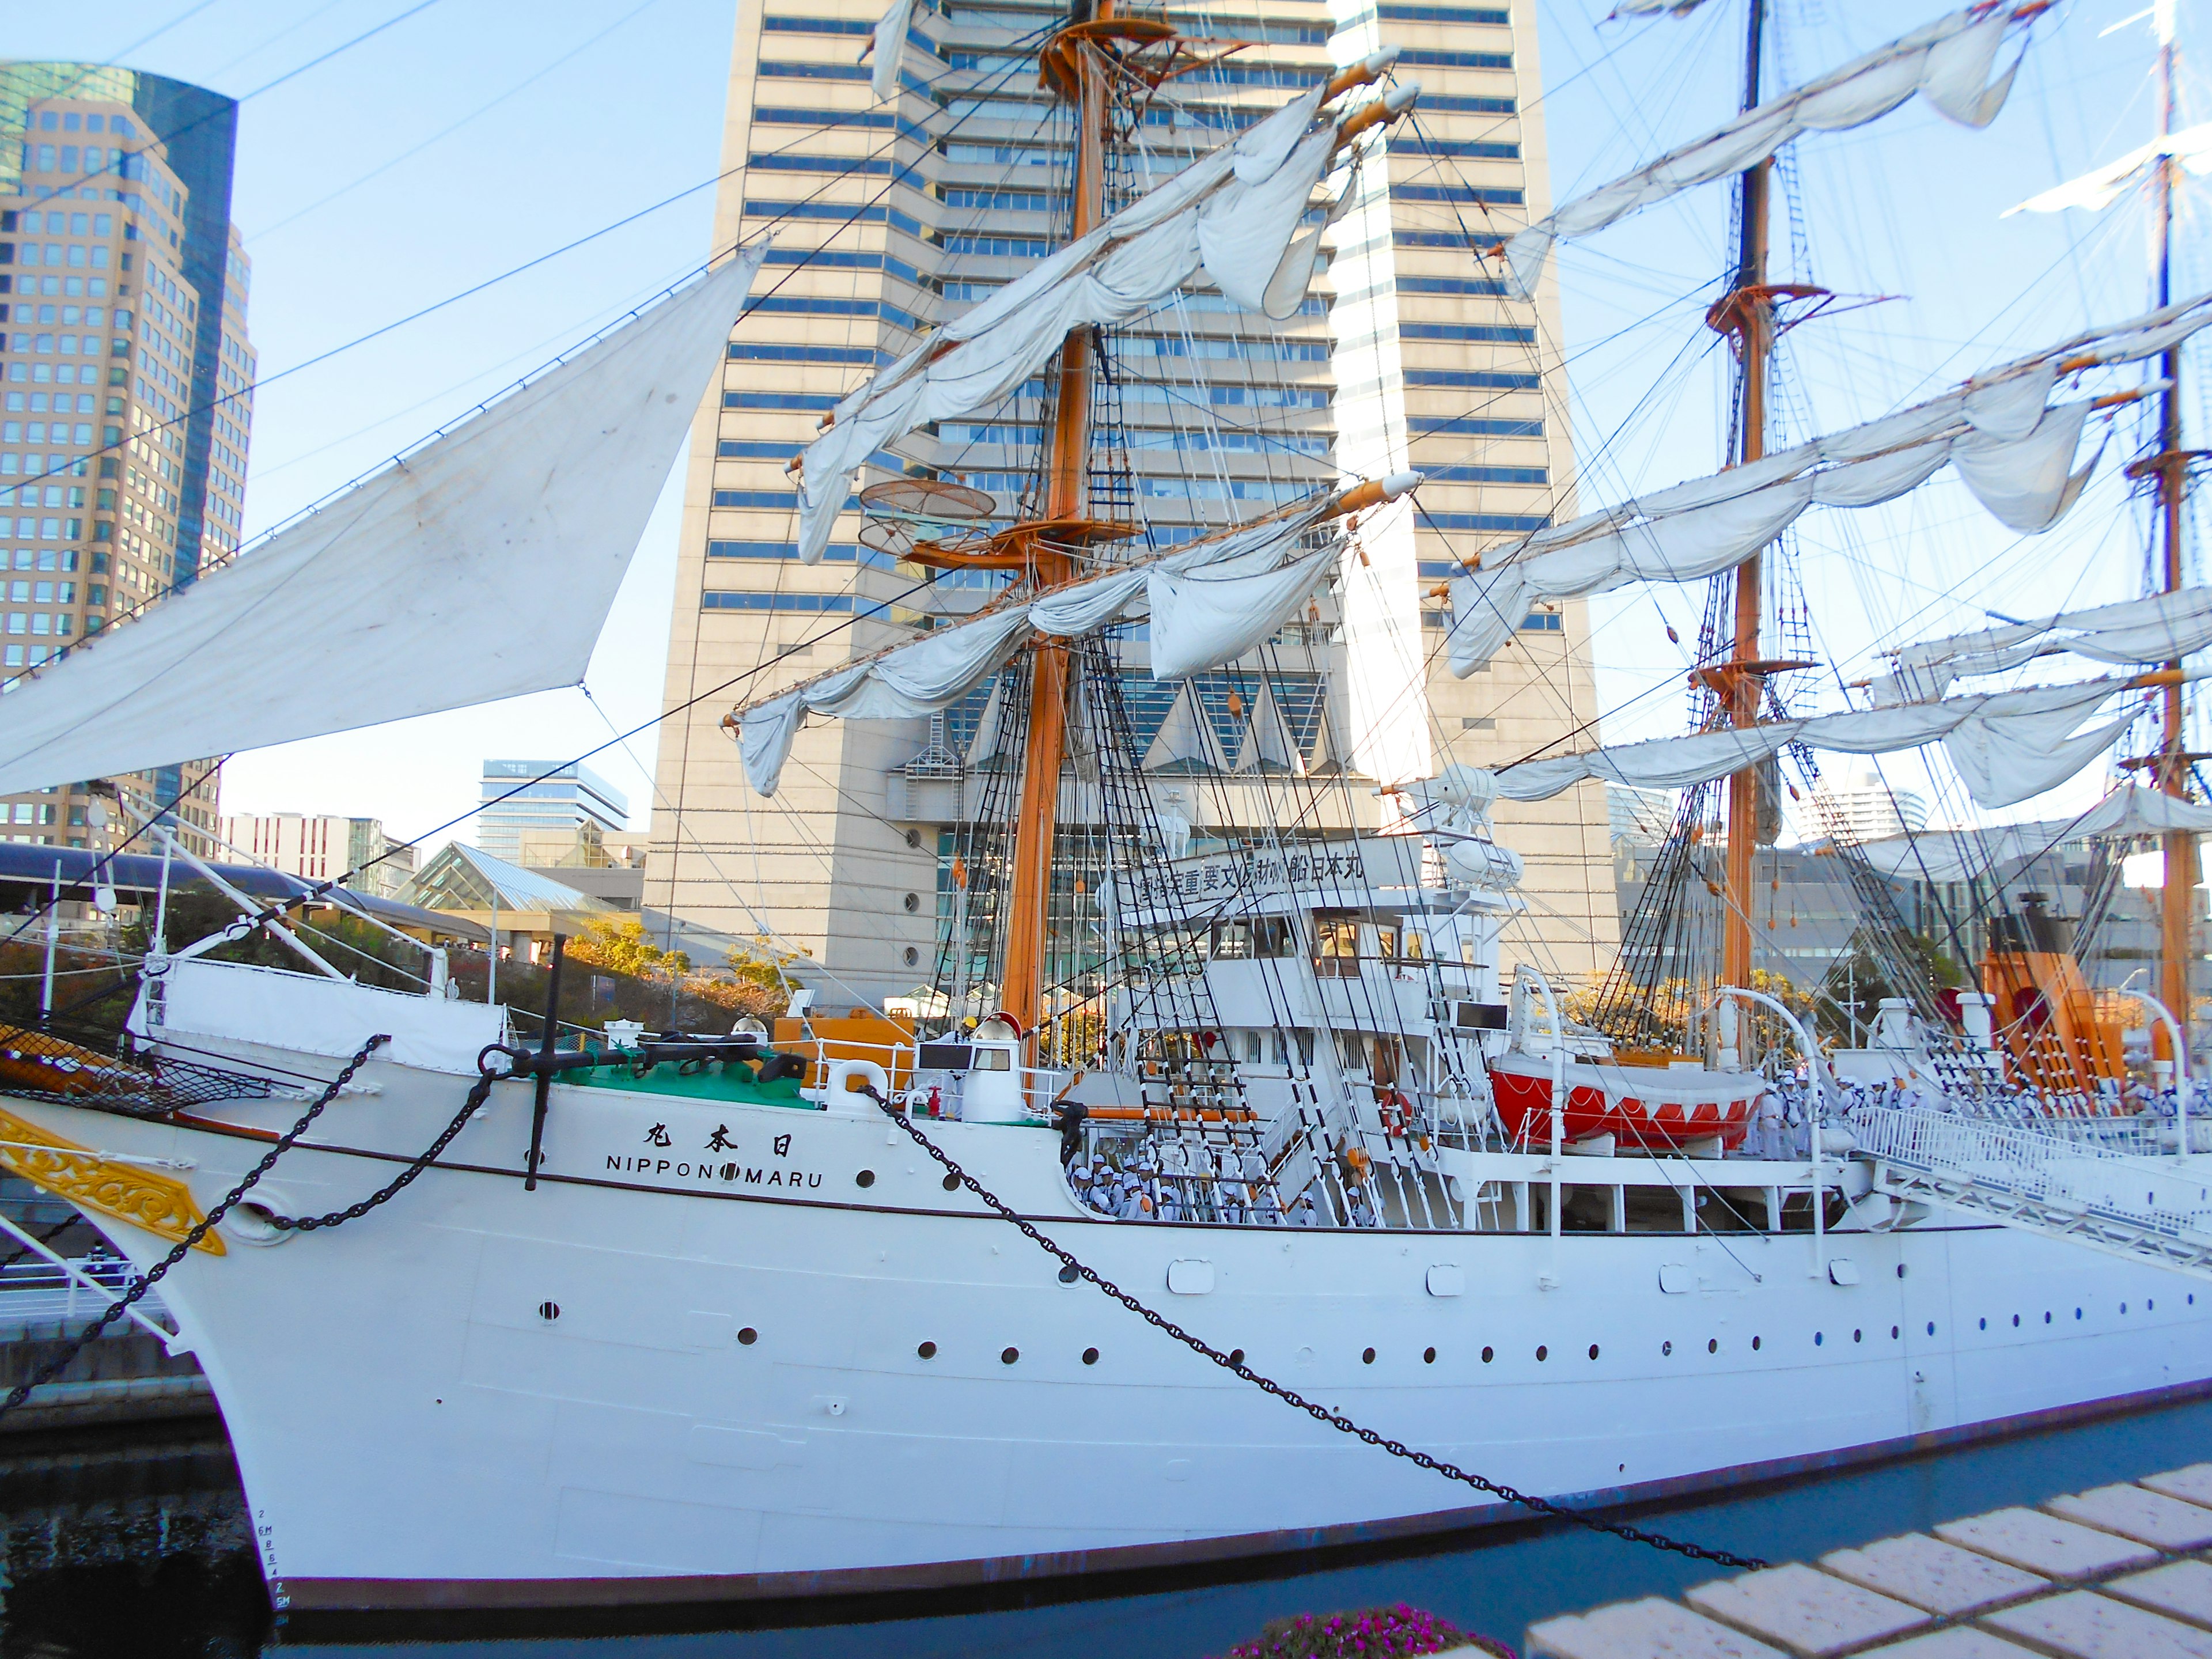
[1525,1597,1788,1659]
[1819,1534,2050,1616]
[1982,1589,2212,1658]
[2048,1484,2212,1550]
[2105,1561,2212,1631]
[1684,1563,1926,1657]
[2143,1466,2212,1512]
[1853,1633,2040,1658]
[1934,1508,2158,1579]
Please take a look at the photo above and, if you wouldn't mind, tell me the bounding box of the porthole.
[1362,1347,1377,1365]
[1749,1336,1760,1352]
[1058,1264,1080,1284]
[1082,1346,1099,1365]
[1896,1264,1908,1279]
[942,1173,961,1192]
[1229,1348,1245,1366]
[2074,1308,2082,1321]
[2122,1302,2128,1315]
[1979,1318,1986,1331]
[1423,1347,1437,1365]
[2045,1312,2052,1324]
[1853,1329,1862,1343]
[1662,1340,1673,1356]
[2149,1300,2156,1311]
[1589,1344,1600,1361]
[1926,1322,1935,1336]
[1001,1346,1019,1365]
[2012,1315,2020,1327]
[1707,1338,1718,1355]
[538,1301,560,1323]
[738,1327,758,1346]
[903,892,920,912]
[1891,1325,1899,1340]
[917,1340,937,1359]
[1535,1345,1548,1362]
[1815,1332,1824,1346]
[855,1169,876,1188]
[1481,1346,1494,1363]
[904,947,920,967]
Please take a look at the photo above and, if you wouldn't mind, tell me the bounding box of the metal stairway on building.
[1855,1105,2212,1280]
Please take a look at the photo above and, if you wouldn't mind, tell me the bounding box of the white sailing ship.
[2,0,2212,1633]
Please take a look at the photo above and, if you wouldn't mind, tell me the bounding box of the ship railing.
[1853,1104,2212,1241]
[0,1216,179,1343]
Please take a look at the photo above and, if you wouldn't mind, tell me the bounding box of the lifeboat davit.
[1488,1052,1762,1150]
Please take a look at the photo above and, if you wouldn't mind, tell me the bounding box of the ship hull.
[9,1052,2210,1627]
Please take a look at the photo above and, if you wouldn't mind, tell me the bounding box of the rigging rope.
[858,1082,1770,1574]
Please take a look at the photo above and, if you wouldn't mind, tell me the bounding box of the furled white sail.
[1444,294,2212,675]
[0,247,768,800]
[733,500,1359,795]
[1490,679,2149,810]
[866,0,917,100]
[791,70,1408,564]
[1500,6,2028,300]
[1873,585,2212,704]
[1855,787,2212,882]
[2009,120,2212,215]
[1608,0,1711,14]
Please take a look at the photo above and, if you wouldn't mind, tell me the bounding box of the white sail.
[734,501,1359,795]
[1444,294,2212,675]
[1490,678,2149,810]
[2008,120,2212,215]
[0,247,768,800]
[1608,0,1711,14]
[1874,585,2212,704]
[1855,786,2212,882]
[792,71,1408,564]
[1501,6,2028,300]
[866,0,916,100]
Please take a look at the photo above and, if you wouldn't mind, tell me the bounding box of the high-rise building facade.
[0,64,255,851]
[476,760,630,865]
[218,811,419,900]
[646,0,1616,1000]
[1806,765,1930,846]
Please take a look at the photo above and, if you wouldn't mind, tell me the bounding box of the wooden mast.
[1718,0,1772,991]
[999,1,1112,1038]
[2152,0,2195,1063]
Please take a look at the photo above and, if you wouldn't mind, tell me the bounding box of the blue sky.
[14,0,2203,849]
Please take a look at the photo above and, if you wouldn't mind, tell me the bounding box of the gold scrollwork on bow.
[0,1105,225,1255]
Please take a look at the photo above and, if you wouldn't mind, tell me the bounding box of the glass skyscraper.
[0,63,256,851]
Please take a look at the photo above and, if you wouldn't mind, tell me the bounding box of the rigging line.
[55,0,228,94]
[245,0,671,243]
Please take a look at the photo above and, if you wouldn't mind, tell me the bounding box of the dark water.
[6,1395,2211,1657]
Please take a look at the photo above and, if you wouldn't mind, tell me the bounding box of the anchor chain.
[863,1085,1771,1574]
[0,1033,392,1424]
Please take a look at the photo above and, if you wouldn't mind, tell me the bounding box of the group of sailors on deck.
[1067,1146,1324,1226]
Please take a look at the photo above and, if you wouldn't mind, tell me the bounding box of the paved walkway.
[1527,1464,2212,1657]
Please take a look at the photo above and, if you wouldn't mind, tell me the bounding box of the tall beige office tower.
[647,0,1615,1001]
[0,65,254,853]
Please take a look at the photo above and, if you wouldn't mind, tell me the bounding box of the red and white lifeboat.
[1488,1052,1763,1150]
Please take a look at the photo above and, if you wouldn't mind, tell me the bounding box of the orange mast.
[997,3,1112,1038]
[1717,0,1772,993]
